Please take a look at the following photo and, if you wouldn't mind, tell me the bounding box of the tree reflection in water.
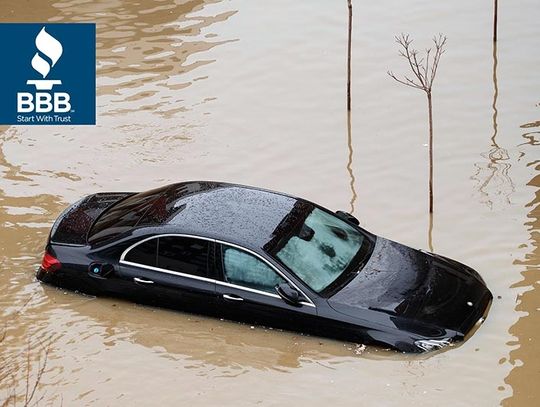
[472,41,515,209]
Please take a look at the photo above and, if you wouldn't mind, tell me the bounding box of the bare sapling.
[493,0,498,42]
[388,33,447,213]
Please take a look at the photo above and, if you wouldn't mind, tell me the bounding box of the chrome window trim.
[120,260,216,284]
[216,280,282,300]
[120,233,215,262]
[119,233,316,308]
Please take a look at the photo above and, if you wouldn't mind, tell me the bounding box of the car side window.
[124,238,157,267]
[222,246,285,294]
[157,236,209,278]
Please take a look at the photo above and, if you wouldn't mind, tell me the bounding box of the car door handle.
[223,294,243,302]
[134,277,154,285]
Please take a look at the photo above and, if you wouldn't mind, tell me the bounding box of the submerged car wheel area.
[37,181,493,353]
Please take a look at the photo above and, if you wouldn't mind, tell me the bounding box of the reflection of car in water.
[37,181,492,353]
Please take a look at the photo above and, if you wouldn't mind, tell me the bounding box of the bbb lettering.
[17,92,71,113]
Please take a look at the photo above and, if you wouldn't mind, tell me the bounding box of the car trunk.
[49,192,134,245]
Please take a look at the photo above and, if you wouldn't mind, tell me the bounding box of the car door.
[215,243,318,331]
[115,235,217,314]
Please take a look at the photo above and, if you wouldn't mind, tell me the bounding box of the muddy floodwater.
[1,0,539,405]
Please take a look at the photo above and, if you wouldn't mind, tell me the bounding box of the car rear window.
[88,183,205,244]
[88,185,169,243]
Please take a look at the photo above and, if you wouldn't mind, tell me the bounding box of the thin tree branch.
[387,71,423,89]
[389,33,447,93]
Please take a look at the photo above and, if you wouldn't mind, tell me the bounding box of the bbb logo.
[0,23,96,125]
[18,27,71,114]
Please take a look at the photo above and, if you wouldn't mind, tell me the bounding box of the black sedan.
[37,181,492,353]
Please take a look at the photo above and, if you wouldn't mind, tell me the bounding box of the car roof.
[137,181,304,250]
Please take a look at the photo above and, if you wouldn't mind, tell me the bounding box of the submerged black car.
[37,181,492,353]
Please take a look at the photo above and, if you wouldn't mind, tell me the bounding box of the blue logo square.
[0,23,96,125]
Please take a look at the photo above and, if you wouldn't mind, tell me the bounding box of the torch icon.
[26,27,63,91]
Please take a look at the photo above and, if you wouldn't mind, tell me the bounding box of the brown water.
[1,0,539,405]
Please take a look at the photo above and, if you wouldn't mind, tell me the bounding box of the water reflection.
[1,0,58,21]
[518,120,540,147]
[472,41,515,209]
[0,0,238,191]
[428,213,434,252]
[36,289,369,373]
[503,119,540,405]
[0,210,61,404]
[346,111,357,213]
[43,0,238,117]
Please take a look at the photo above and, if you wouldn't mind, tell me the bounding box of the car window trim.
[121,260,216,284]
[216,280,283,300]
[119,233,315,308]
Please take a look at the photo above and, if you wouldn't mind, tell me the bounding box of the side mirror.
[276,283,302,306]
[335,210,360,225]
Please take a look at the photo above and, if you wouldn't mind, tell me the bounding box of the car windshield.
[269,206,371,293]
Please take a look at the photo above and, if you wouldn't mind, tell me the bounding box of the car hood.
[328,237,492,335]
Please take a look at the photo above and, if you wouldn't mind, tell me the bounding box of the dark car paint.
[329,237,492,336]
[50,192,134,245]
[88,181,301,251]
[37,181,493,353]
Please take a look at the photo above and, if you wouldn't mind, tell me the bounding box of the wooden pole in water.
[493,0,498,42]
[427,90,434,214]
[347,0,352,111]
